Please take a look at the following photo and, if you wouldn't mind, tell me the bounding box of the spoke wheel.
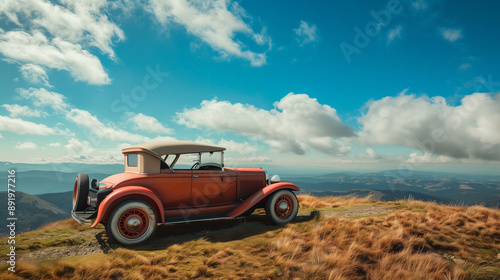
[117,208,149,239]
[107,201,157,245]
[274,194,294,219]
[265,190,299,226]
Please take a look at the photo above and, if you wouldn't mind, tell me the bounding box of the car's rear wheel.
[107,201,157,245]
[73,173,89,212]
[265,190,298,225]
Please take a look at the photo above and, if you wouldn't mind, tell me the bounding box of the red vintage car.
[72,141,300,245]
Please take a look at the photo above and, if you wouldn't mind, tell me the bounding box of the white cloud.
[54,127,75,137]
[294,20,318,46]
[148,0,267,66]
[20,64,51,87]
[177,93,355,155]
[109,0,139,16]
[440,28,463,42]
[0,0,124,84]
[0,30,111,85]
[66,108,150,143]
[2,104,44,118]
[217,139,258,154]
[195,137,258,155]
[118,142,132,150]
[48,142,61,147]
[407,152,455,163]
[459,63,471,70]
[358,92,500,161]
[0,0,124,59]
[64,138,94,154]
[18,87,68,111]
[253,27,272,50]
[128,113,173,134]
[0,115,54,135]
[387,25,403,44]
[15,141,38,150]
[357,148,382,160]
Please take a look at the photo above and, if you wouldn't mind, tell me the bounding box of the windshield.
[162,151,223,170]
[200,151,222,167]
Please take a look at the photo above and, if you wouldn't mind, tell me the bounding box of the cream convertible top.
[121,141,226,174]
[122,141,226,157]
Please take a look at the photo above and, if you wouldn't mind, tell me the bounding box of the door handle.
[193,175,199,178]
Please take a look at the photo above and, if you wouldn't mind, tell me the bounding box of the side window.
[127,154,138,167]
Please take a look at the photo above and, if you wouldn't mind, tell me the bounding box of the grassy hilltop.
[1,195,499,280]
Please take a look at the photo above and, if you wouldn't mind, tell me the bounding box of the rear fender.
[226,182,300,218]
[91,186,164,227]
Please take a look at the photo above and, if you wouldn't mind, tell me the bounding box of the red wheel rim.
[117,208,149,238]
[274,194,294,219]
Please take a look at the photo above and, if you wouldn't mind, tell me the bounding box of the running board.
[163,214,237,224]
[71,209,97,225]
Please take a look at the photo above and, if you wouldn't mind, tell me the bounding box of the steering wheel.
[191,162,200,169]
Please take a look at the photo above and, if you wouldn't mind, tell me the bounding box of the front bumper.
[71,187,113,224]
[71,209,97,225]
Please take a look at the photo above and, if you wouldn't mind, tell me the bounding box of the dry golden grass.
[297,194,376,209]
[272,198,500,280]
[1,196,499,280]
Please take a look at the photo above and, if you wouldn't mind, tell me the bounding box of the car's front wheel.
[107,201,157,245]
[265,190,299,225]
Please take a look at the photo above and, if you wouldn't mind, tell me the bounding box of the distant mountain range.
[284,170,500,207]
[0,162,498,236]
[10,170,113,194]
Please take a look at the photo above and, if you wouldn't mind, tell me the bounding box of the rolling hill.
[8,170,112,195]
[0,195,499,279]
[0,192,69,236]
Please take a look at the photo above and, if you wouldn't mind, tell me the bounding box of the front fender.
[91,186,164,227]
[226,182,300,218]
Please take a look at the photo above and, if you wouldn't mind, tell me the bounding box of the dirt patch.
[19,242,103,262]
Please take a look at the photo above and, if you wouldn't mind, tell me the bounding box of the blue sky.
[0,0,499,175]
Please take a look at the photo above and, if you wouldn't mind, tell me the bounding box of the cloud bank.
[177,93,355,155]
[0,0,124,85]
[359,92,500,161]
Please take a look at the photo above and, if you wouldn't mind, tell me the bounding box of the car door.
[191,169,237,207]
[148,170,192,210]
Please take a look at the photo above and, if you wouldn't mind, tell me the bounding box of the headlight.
[271,174,280,183]
[98,182,108,190]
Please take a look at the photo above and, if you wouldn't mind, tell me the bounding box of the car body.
[72,141,300,245]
